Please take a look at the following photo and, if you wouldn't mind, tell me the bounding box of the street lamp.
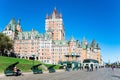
[32,54,35,66]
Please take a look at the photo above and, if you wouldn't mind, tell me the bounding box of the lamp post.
[32,54,35,66]
[116,57,119,67]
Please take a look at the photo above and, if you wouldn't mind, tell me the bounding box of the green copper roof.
[96,43,100,49]
[17,30,40,39]
[4,18,21,32]
[91,39,97,48]
[81,44,87,50]
[42,33,51,39]
[17,30,52,40]
[86,44,91,49]
[5,18,17,32]
[76,40,81,48]
[9,18,17,25]
[52,40,68,46]
[70,36,75,42]
[82,37,87,42]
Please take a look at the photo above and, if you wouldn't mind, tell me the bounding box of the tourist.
[95,66,98,70]
[13,66,23,76]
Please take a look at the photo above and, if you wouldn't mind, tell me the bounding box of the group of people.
[86,65,98,72]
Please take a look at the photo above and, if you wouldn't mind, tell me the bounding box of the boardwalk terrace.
[2,7,103,66]
[1,68,120,80]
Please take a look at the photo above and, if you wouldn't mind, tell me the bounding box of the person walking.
[90,64,93,71]
[111,65,115,71]
[95,66,98,70]
[86,65,89,72]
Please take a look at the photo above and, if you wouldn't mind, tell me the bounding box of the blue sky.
[0,0,120,63]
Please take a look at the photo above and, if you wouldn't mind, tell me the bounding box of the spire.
[46,13,49,19]
[82,37,87,45]
[96,43,100,49]
[32,28,34,32]
[86,43,91,49]
[70,36,75,41]
[47,7,61,19]
[60,12,62,18]
[54,6,56,10]
[82,37,87,42]
[18,18,21,25]
[52,8,57,18]
[91,39,97,48]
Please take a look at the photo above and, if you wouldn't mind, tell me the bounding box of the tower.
[2,18,17,40]
[16,19,22,32]
[45,7,65,40]
[2,18,22,40]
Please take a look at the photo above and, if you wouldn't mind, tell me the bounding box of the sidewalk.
[1,68,120,80]
[0,73,5,77]
[0,69,64,78]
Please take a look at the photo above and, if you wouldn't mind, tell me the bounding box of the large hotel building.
[2,8,103,65]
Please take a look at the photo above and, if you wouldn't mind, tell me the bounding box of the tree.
[0,33,13,56]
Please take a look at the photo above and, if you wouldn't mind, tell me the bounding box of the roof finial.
[60,12,62,18]
[18,18,21,25]
[70,35,75,41]
[82,36,88,45]
[32,28,34,32]
[54,6,56,10]
[46,13,48,19]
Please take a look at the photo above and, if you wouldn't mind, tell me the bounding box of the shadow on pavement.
[112,75,120,79]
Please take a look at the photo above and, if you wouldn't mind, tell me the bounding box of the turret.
[17,18,21,25]
[81,37,88,49]
[91,39,97,49]
[16,18,22,32]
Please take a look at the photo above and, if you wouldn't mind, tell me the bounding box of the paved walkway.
[0,68,120,80]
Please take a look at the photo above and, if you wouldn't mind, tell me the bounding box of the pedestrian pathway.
[0,68,120,80]
[0,69,64,78]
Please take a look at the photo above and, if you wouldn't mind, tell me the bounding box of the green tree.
[0,33,13,56]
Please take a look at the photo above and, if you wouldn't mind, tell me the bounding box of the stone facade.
[2,8,103,65]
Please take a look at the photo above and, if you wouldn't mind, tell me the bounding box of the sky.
[0,0,120,63]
